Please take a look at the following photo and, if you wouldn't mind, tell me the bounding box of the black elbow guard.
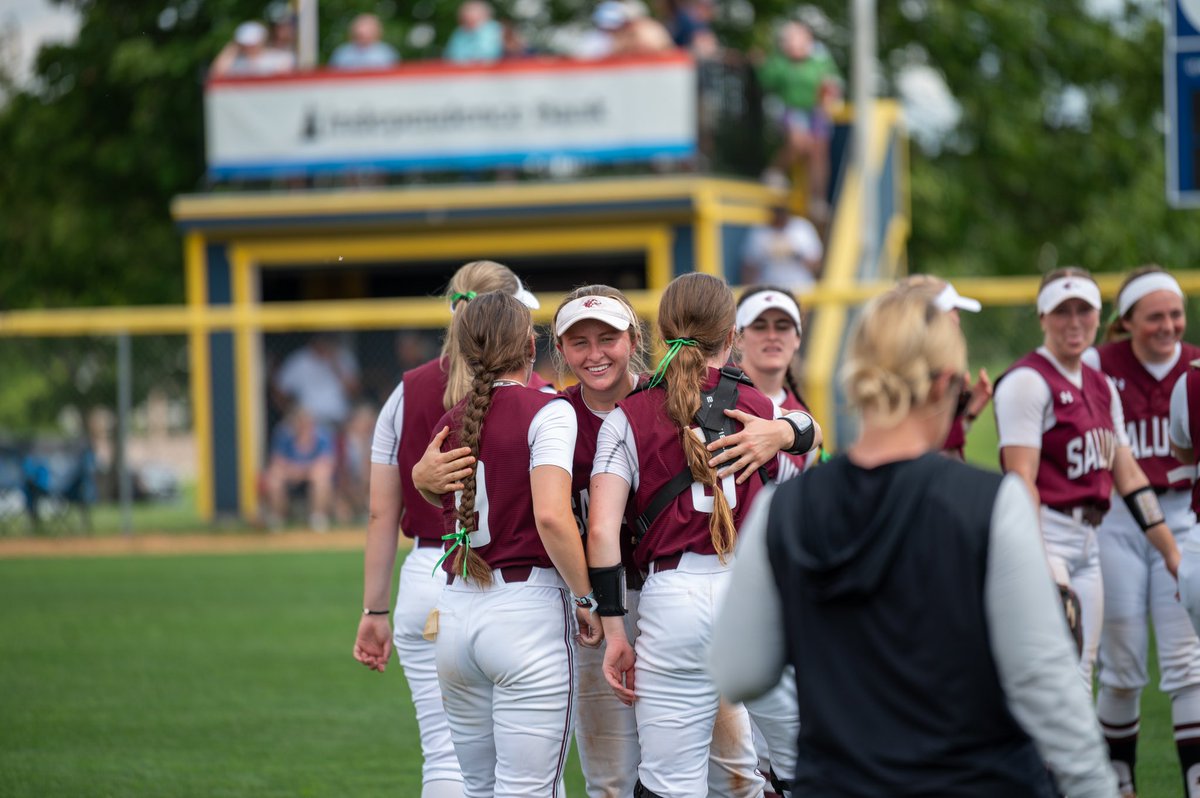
[588,565,627,616]
[1123,486,1165,532]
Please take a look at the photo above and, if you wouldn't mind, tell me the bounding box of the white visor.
[1117,272,1183,317]
[735,291,802,333]
[934,283,982,314]
[515,283,540,310]
[1037,276,1102,315]
[555,295,634,337]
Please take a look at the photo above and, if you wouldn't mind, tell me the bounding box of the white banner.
[205,54,697,178]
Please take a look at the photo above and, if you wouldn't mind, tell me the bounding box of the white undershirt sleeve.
[1171,372,1192,450]
[370,382,405,465]
[592,408,641,491]
[528,398,577,475]
[1107,378,1131,447]
[994,367,1052,449]
[985,475,1119,798]
[710,486,786,702]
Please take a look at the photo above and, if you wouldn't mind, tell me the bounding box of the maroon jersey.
[618,367,779,571]
[942,415,967,458]
[1187,367,1200,515]
[1097,340,1200,491]
[436,386,567,573]
[779,387,815,472]
[999,351,1116,511]
[397,357,451,542]
[563,384,641,580]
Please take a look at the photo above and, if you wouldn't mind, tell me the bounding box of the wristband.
[781,412,816,456]
[573,592,599,614]
[1123,486,1165,532]
[363,608,390,616]
[588,565,628,616]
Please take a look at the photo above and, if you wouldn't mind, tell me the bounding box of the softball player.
[352,261,538,798]
[428,290,600,798]
[587,273,817,798]
[1089,266,1200,798]
[1170,364,1200,641]
[994,267,1181,686]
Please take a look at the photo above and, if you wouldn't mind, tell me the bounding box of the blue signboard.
[1168,0,1200,206]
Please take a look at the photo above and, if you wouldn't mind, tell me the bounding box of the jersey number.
[452,460,492,548]
[690,475,738,514]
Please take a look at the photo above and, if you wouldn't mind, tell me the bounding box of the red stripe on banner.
[207,51,694,89]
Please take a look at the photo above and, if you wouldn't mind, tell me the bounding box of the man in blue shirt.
[444,1,502,64]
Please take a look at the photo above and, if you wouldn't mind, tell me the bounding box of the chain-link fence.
[0,334,194,537]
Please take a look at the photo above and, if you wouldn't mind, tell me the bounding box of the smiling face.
[739,309,801,380]
[1124,289,1186,364]
[1040,297,1100,362]
[557,318,634,399]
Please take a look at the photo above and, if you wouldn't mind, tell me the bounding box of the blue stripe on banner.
[208,143,697,180]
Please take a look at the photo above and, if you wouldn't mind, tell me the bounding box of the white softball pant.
[435,567,577,798]
[1099,490,1200,695]
[634,553,764,798]
[1182,531,1200,639]
[575,590,640,798]
[393,544,462,788]
[1040,506,1104,684]
[745,667,799,788]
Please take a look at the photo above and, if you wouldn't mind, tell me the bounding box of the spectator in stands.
[501,19,535,59]
[211,20,296,77]
[740,202,824,294]
[662,0,719,58]
[267,4,298,60]
[575,1,673,59]
[444,1,503,64]
[336,402,376,525]
[272,333,361,430]
[758,20,842,221]
[263,407,335,531]
[330,13,399,70]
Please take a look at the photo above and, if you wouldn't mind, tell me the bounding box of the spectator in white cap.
[900,274,991,459]
[211,19,296,77]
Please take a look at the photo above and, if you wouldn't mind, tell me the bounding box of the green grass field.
[0,548,1183,796]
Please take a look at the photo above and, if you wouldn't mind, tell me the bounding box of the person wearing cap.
[899,275,992,459]
[994,267,1181,689]
[1080,265,1200,798]
[211,19,296,78]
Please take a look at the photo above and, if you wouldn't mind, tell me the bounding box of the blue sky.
[3,0,79,85]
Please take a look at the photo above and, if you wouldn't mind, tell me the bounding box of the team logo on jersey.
[583,298,602,308]
[1059,390,1074,405]
[1066,427,1117,478]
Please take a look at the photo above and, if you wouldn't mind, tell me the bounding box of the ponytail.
[451,369,497,587]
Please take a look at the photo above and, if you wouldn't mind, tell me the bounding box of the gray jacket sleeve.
[985,475,1118,798]
[710,486,788,702]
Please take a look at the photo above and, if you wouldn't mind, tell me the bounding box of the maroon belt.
[1048,503,1107,528]
[650,553,683,574]
[446,564,533,586]
[414,537,443,550]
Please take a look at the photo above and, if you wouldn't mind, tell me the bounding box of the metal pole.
[297,0,318,70]
[853,0,877,273]
[116,333,133,536]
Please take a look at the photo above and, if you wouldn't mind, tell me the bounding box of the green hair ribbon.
[432,524,472,579]
[648,338,698,388]
[450,291,477,308]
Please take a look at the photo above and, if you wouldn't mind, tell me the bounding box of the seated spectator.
[211,20,296,77]
[263,408,335,532]
[501,19,535,59]
[444,1,503,64]
[330,13,399,70]
[271,333,360,430]
[741,202,824,293]
[268,4,297,58]
[665,0,719,58]
[335,402,376,525]
[584,1,673,58]
[758,20,842,220]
